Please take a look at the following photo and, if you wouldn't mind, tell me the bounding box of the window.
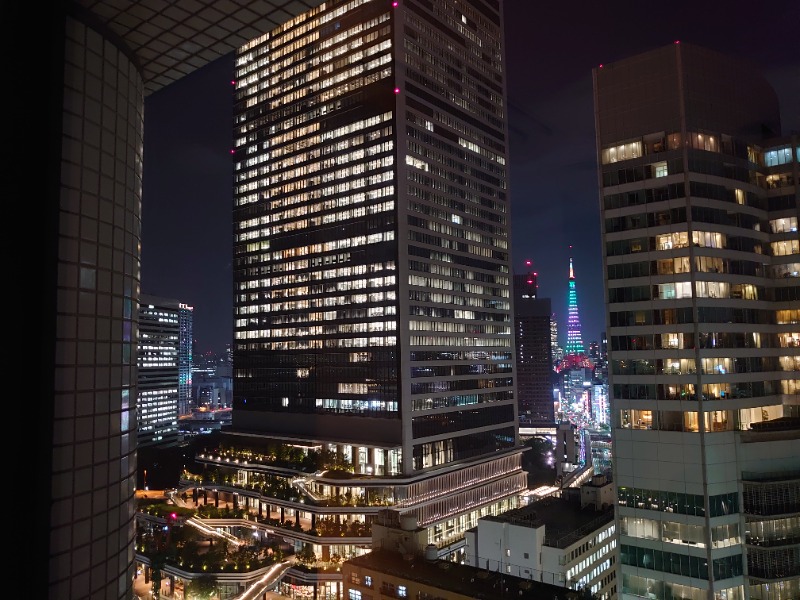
[349,591,362,600]
[653,161,668,177]
[763,145,793,166]
[364,576,372,588]
[602,140,642,164]
[398,585,407,597]
[689,132,718,152]
[769,216,797,233]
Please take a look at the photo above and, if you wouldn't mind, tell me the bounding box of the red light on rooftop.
[599,64,603,68]
[392,1,398,6]
[527,279,533,284]
[230,149,235,154]
[674,40,680,44]
[525,259,532,266]
[394,87,400,94]
[231,80,236,85]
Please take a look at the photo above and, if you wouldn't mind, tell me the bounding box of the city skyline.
[140,0,800,356]
[42,2,799,598]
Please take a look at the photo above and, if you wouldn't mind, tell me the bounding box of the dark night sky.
[141,0,800,355]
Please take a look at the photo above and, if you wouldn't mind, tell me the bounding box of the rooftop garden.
[196,440,354,474]
[136,501,289,575]
[182,466,397,508]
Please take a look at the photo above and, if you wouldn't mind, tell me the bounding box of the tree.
[296,543,317,566]
[187,574,218,600]
[150,561,164,599]
[521,436,556,486]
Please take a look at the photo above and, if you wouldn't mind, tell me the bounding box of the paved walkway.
[133,572,151,599]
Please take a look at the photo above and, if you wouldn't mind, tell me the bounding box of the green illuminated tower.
[564,257,585,356]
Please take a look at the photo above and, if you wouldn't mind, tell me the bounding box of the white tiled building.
[465,475,618,599]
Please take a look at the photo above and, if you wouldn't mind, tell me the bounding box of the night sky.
[141,0,800,356]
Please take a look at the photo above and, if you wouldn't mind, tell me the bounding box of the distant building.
[137,294,184,448]
[177,407,232,437]
[598,332,608,382]
[514,267,554,426]
[195,378,231,410]
[178,302,194,416]
[559,364,593,419]
[551,314,564,366]
[590,380,610,427]
[554,421,590,480]
[191,350,233,411]
[343,509,576,600]
[588,341,600,364]
[464,474,617,599]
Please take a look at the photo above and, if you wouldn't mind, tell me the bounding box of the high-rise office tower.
[588,340,600,363]
[227,0,525,566]
[137,294,183,447]
[514,266,554,425]
[564,256,586,356]
[594,42,799,600]
[599,330,609,381]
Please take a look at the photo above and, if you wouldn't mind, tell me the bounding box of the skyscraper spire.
[565,255,585,355]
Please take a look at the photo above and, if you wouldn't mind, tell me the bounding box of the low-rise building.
[465,474,617,599]
[343,509,577,600]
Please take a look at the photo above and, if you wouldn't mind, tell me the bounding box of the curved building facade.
[43,11,143,599]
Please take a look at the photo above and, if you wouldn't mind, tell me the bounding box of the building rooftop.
[346,549,575,600]
[483,496,614,549]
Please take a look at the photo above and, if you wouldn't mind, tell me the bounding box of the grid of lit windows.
[229,0,519,492]
[597,44,799,600]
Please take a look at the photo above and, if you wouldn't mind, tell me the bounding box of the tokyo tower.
[564,256,585,356]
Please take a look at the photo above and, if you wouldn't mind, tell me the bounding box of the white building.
[465,474,618,599]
